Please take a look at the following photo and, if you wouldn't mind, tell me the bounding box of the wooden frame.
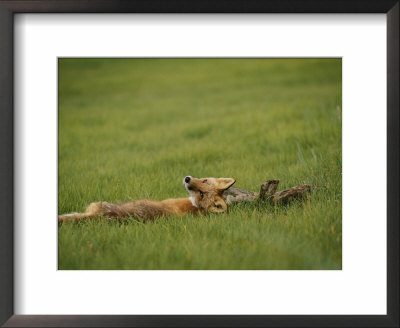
[0,1,398,327]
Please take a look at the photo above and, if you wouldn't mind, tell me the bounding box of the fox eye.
[200,191,204,198]
[215,203,223,209]
[202,179,207,183]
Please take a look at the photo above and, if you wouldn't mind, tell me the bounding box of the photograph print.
[58,58,342,270]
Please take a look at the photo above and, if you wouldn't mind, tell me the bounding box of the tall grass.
[58,58,341,270]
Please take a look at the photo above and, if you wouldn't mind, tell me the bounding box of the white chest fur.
[188,196,197,208]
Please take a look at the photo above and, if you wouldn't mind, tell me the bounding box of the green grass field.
[58,58,342,270]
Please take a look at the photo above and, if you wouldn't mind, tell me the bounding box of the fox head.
[183,176,236,213]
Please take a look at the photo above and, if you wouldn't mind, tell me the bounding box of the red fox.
[58,176,236,223]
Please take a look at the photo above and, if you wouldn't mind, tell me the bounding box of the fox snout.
[183,175,194,190]
[183,175,208,192]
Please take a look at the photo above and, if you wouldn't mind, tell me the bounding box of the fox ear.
[216,178,236,191]
[209,198,228,213]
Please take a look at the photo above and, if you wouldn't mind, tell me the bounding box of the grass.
[58,58,342,270]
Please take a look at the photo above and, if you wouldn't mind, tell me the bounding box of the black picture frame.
[0,1,398,327]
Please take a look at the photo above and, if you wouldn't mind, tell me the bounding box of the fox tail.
[58,212,84,224]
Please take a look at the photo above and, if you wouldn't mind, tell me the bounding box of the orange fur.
[58,176,235,224]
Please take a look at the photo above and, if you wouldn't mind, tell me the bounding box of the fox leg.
[84,202,103,217]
